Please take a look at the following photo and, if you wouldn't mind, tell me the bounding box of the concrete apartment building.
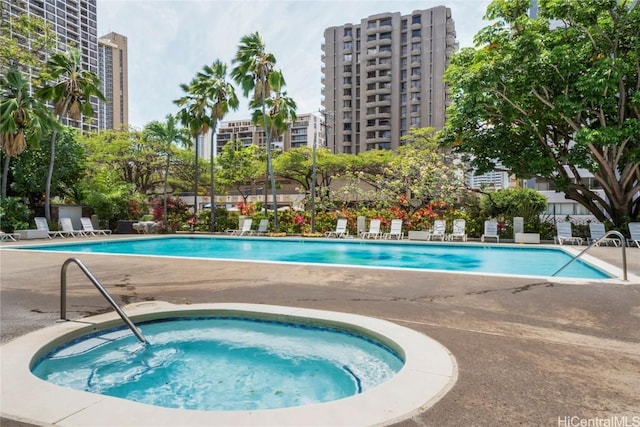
[2,0,101,131]
[97,31,128,130]
[321,6,457,154]
[202,113,325,159]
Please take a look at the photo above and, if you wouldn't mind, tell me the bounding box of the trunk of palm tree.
[163,152,170,228]
[193,135,199,231]
[1,156,10,199]
[261,93,278,232]
[209,129,215,232]
[45,99,71,221]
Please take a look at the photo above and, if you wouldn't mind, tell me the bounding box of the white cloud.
[97,0,492,128]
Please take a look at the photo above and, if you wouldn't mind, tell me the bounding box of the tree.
[37,48,105,220]
[174,77,213,228]
[143,114,190,226]
[231,32,283,231]
[442,0,640,226]
[0,14,56,77]
[0,68,59,197]
[215,140,265,205]
[192,59,239,231]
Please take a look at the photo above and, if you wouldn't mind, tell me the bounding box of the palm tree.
[231,32,283,231]
[174,78,212,230]
[143,114,190,228]
[37,48,105,220]
[192,60,239,231]
[0,68,59,198]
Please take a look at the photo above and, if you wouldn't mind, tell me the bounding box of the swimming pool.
[12,235,612,279]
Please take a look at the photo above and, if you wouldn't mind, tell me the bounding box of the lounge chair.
[481,220,500,243]
[588,222,620,247]
[325,218,349,238]
[251,219,269,236]
[230,218,253,236]
[428,220,446,241]
[628,222,640,248]
[81,217,112,236]
[360,219,382,239]
[34,216,72,238]
[0,231,20,242]
[447,219,467,242]
[60,217,87,237]
[383,219,404,240]
[554,222,583,245]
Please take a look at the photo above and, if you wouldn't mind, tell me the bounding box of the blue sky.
[97,0,493,129]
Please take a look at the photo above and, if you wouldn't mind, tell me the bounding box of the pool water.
[19,236,612,279]
[31,317,404,411]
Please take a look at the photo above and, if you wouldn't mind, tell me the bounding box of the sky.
[97,0,493,129]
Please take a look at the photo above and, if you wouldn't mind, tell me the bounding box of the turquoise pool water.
[16,236,611,279]
[31,317,403,410]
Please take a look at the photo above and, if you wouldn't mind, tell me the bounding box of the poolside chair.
[554,222,583,245]
[383,219,404,240]
[251,219,270,236]
[34,216,71,238]
[447,219,467,242]
[0,231,20,242]
[60,217,87,237]
[428,220,447,241]
[81,217,112,236]
[628,222,640,248]
[325,218,349,238]
[481,220,500,243]
[230,218,253,236]
[588,222,620,247]
[360,219,382,239]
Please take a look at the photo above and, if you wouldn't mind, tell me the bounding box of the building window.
[344,28,352,37]
[411,67,421,76]
[411,42,421,51]
[367,119,375,126]
[343,111,352,120]
[366,83,376,90]
[344,88,352,96]
[411,80,421,88]
[344,123,352,131]
[343,77,352,84]
[367,21,376,29]
[344,99,352,107]
[401,32,407,43]
[367,95,376,102]
[411,104,420,113]
[379,32,391,40]
[344,54,352,61]
[411,117,421,127]
[412,15,421,24]
[411,55,421,63]
[412,29,421,38]
[367,34,376,42]
[380,17,391,26]
[367,71,376,78]
[344,41,352,50]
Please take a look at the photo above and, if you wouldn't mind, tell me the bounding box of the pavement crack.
[466,282,554,296]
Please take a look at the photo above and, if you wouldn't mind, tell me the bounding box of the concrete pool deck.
[1,236,639,425]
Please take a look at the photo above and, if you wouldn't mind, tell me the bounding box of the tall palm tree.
[37,48,105,220]
[143,114,190,227]
[174,78,212,229]
[192,60,238,231]
[0,68,59,198]
[231,32,283,231]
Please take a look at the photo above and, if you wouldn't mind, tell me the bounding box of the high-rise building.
[321,6,457,154]
[98,32,128,130]
[2,0,100,131]
[205,113,325,159]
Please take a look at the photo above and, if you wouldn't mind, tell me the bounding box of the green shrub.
[0,197,31,232]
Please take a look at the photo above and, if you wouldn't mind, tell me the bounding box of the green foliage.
[443,0,640,226]
[0,196,31,232]
[0,14,56,80]
[480,188,547,226]
[151,196,191,232]
[84,187,146,227]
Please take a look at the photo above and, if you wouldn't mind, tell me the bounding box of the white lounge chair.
[628,222,640,248]
[588,222,620,247]
[554,222,583,245]
[230,218,253,236]
[360,219,382,239]
[447,219,467,242]
[60,218,87,237]
[251,219,269,236]
[325,218,349,238]
[481,220,500,243]
[81,217,112,236]
[383,219,404,240]
[0,231,20,242]
[34,217,71,238]
[428,220,446,241]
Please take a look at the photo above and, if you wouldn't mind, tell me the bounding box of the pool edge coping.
[1,301,458,427]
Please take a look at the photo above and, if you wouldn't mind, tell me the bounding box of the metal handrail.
[551,231,627,281]
[60,257,147,343]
